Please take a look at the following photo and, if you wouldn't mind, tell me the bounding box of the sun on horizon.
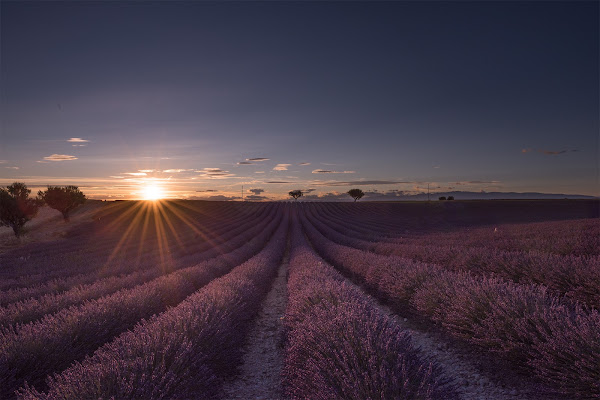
[142,183,165,200]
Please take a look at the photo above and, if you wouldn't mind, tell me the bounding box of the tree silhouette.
[438,196,447,201]
[289,190,303,200]
[347,188,364,202]
[38,185,86,221]
[0,182,42,237]
[447,196,455,200]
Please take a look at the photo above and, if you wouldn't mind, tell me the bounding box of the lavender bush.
[0,205,280,327]
[18,213,288,400]
[0,211,283,399]
[283,211,455,400]
[301,209,600,398]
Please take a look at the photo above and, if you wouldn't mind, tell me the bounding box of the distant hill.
[340,191,598,202]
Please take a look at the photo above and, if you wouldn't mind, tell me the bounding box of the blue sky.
[1,1,598,200]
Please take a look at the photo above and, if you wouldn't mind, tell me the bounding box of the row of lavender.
[0,204,280,328]
[315,202,600,256]
[0,201,268,290]
[283,211,456,399]
[0,207,284,399]
[306,204,600,309]
[0,200,242,276]
[300,209,600,398]
[18,211,289,399]
[0,202,274,305]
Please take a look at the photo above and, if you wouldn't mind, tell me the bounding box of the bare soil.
[220,249,289,399]
[376,303,562,400]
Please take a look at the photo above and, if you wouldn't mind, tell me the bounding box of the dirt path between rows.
[376,302,561,400]
[221,250,289,400]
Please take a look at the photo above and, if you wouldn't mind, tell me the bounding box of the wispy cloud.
[255,171,265,174]
[266,181,291,184]
[312,169,355,174]
[68,138,89,147]
[124,172,147,176]
[316,180,410,186]
[192,194,241,201]
[522,148,579,155]
[196,168,235,179]
[249,188,264,195]
[541,150,573,155]
[43,154,78,161]
[452,180,501,185]
[237,161,254,165]
[201,168,224,172]
[0,160,7,164]
[5,166,19,170]
[247,157,269,162]
[273,164,291,171]
[163,169,193,173]
[299,162,311,166]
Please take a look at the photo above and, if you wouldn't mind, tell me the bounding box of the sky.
[1,1,598,201]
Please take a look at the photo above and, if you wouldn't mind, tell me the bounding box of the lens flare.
[143,184,163,200]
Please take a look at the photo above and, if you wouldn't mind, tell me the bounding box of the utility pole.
[242,185,244,202]
[427,183,430,202]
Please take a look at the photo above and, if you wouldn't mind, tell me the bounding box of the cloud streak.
[522,148,579,155]
[312,169,355,174]
[273,164,291,171]
[247,157,269,162]
[43,154,78,161]
[163,169,193,173]
[196,167,235,179]
[315,180,411,186]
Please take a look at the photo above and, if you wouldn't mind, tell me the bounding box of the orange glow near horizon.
[142,183,165,200]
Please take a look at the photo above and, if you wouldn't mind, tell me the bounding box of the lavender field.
[0,200,598,400]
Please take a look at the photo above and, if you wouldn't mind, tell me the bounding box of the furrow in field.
[300,208,600,399]
[0,210,283,399]
[283,209,455,400]
[0,205,280,328]
[0,203,276,305]
[305,205,600,309]
[19,210,289,400]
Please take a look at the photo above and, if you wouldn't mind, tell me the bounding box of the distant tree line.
[0,182,86,237]
[288,188,366,202]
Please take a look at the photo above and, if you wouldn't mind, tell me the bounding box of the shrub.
[38,186,86,221]
[0,182,41,237]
